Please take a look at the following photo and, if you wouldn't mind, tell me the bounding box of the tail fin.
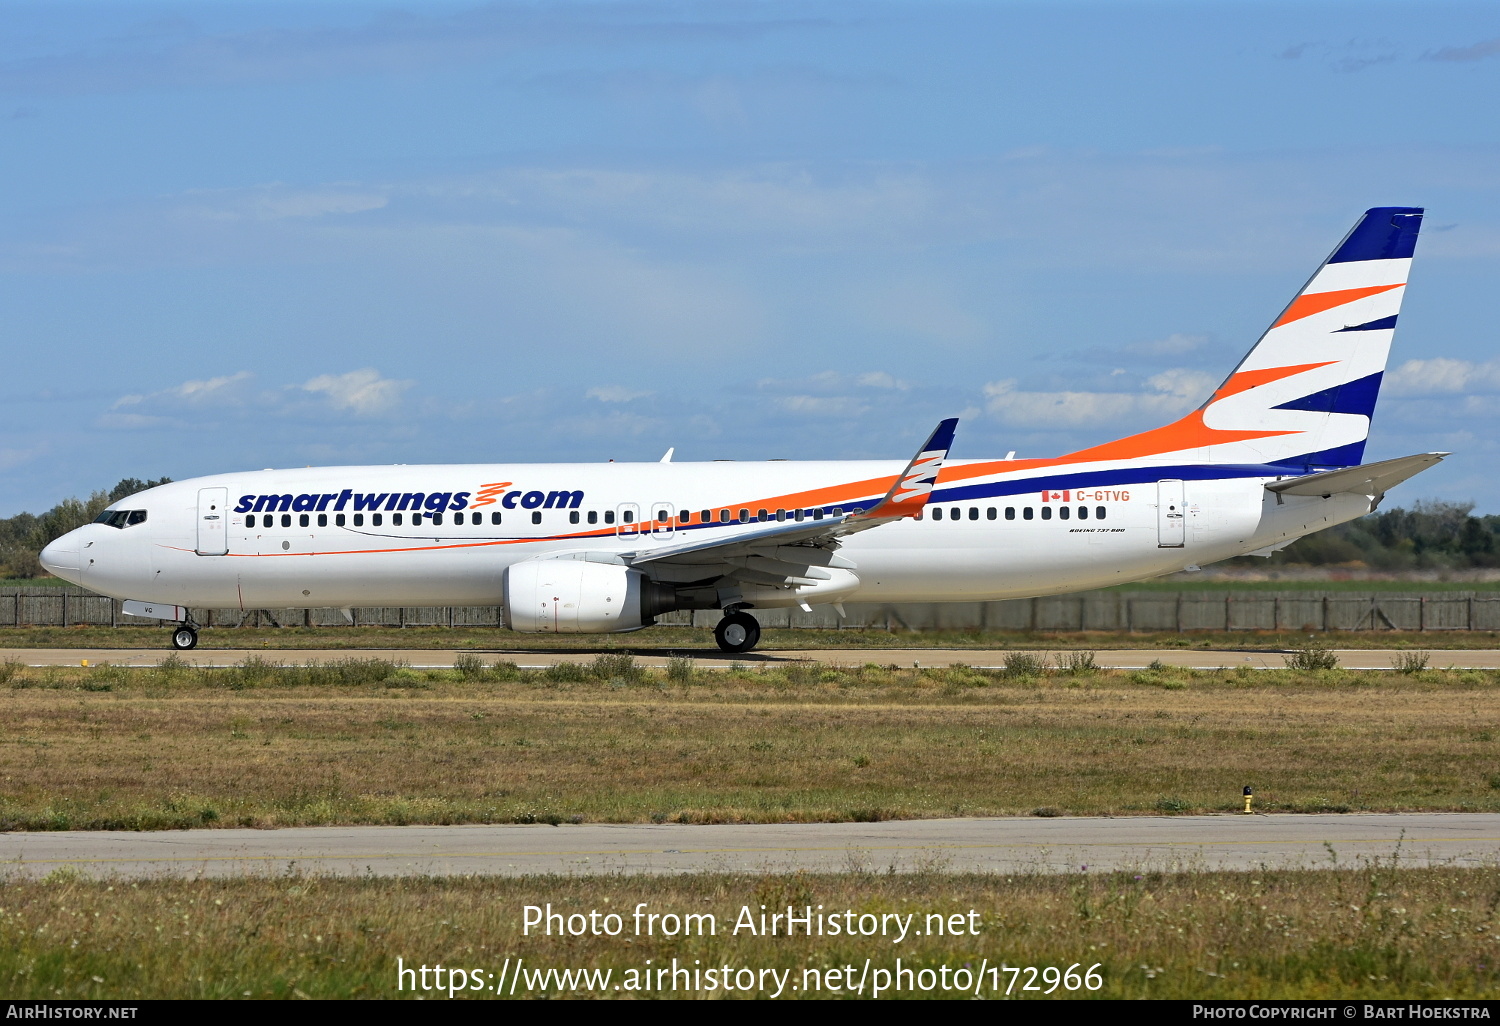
[1064,207,1423,469]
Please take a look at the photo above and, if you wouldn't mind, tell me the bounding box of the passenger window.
[432,512,443,526]
[720,510,730,523]
[739,509,749,522]
[300,513,310,527]
[394,513,404,526]
[1041,507,1053,521]
[491,511,503,525]
[570,511,580,524]
[1023,507,1034,520]
[1005,507,1015,520]
[317,514,327,527]
[354,514,364,527]
[794,509,805,522]
[757,509,768,521]
[373,514,383,526]
[588,511,598,524]
[623,510,634,524]
[245,515,257,528]
[657,510,668,522]
[775,509,786,522]
[987,507,996,520]
[281,514,292,528]
[336,514,345,527]
[969,507,978,520]
[1097,506,1106,520]
[814,508,825,520]
[833,507,844,517]
[531,511,542,525]
[1059,507,1070,520]
[1078,506,1088,520]
[605,511,616,525]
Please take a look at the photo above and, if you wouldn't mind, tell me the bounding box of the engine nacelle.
[503,557,675,633]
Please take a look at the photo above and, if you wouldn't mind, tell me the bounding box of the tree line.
[1233,500,1499,570]
[0,478,171,579]
[1,483,1496,581]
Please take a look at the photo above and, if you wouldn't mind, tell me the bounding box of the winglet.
[855,417,959,521]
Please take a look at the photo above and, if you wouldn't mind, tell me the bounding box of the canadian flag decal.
[1041,489,1070,502]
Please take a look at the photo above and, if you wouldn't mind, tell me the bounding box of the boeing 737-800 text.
[40,207,1443,652]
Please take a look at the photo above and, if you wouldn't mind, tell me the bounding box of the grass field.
[1106,578,1500,592]
[5,623,1499,651]
[2,655,1499,829]
[2,866,1496,999]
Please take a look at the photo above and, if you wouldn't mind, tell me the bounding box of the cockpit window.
[94,509,147,529]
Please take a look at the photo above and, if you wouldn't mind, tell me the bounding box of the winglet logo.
[470,482,512,508]
[892,452,946,503]
[1041,489,1071,502]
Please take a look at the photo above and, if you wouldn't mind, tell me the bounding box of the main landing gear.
[714,611,761,654]
[170,623,199,651]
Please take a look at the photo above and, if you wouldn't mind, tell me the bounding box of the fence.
[4,587,1500,632]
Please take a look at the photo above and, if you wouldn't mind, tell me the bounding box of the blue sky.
[3,0,1499,514]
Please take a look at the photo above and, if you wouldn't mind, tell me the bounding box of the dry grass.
[5,624,1499,651]
[2,866,1498,999]
[2,658,1499,829]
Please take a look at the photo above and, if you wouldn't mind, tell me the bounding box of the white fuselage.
[41,458,1370,613]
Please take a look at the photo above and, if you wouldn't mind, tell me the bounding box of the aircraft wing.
[624,418,958,587]
[1265,452,1448,498]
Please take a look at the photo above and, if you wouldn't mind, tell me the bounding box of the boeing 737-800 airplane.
[41,207,1443,653]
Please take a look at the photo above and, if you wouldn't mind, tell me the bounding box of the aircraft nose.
[39,534,83,585]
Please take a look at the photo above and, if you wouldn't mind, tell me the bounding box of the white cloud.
[108,371,255,419]
[0,444,45,471]
[300,368,411,415]
[1387,358,1500,396]
[777,395,869,417]
[983,369,1215,428]
[855,371,908,390]
[178,185,389,222]
[587,385,654,403]
[1125,333,1209,358]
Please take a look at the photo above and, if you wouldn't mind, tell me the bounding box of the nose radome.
[39,536,82,585]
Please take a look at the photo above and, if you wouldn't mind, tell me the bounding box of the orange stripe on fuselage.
[1272,284,1403,328]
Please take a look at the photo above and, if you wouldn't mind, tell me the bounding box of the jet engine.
[502,556,677,633]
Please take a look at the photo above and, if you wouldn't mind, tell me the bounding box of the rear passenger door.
[1157,479,1185,548]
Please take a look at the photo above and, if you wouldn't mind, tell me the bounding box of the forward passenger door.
[195,487,229,556]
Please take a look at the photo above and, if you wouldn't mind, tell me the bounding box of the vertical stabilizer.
[1063,207,1423,469]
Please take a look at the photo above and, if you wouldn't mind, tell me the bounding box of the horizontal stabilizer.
[1265,452,1447,497]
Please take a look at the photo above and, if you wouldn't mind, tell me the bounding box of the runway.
[10,647,1500,669]
[4,814,1497,879]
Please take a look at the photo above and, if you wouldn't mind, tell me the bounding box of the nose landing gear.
[714,610,761,653]
[170,623,199,650]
